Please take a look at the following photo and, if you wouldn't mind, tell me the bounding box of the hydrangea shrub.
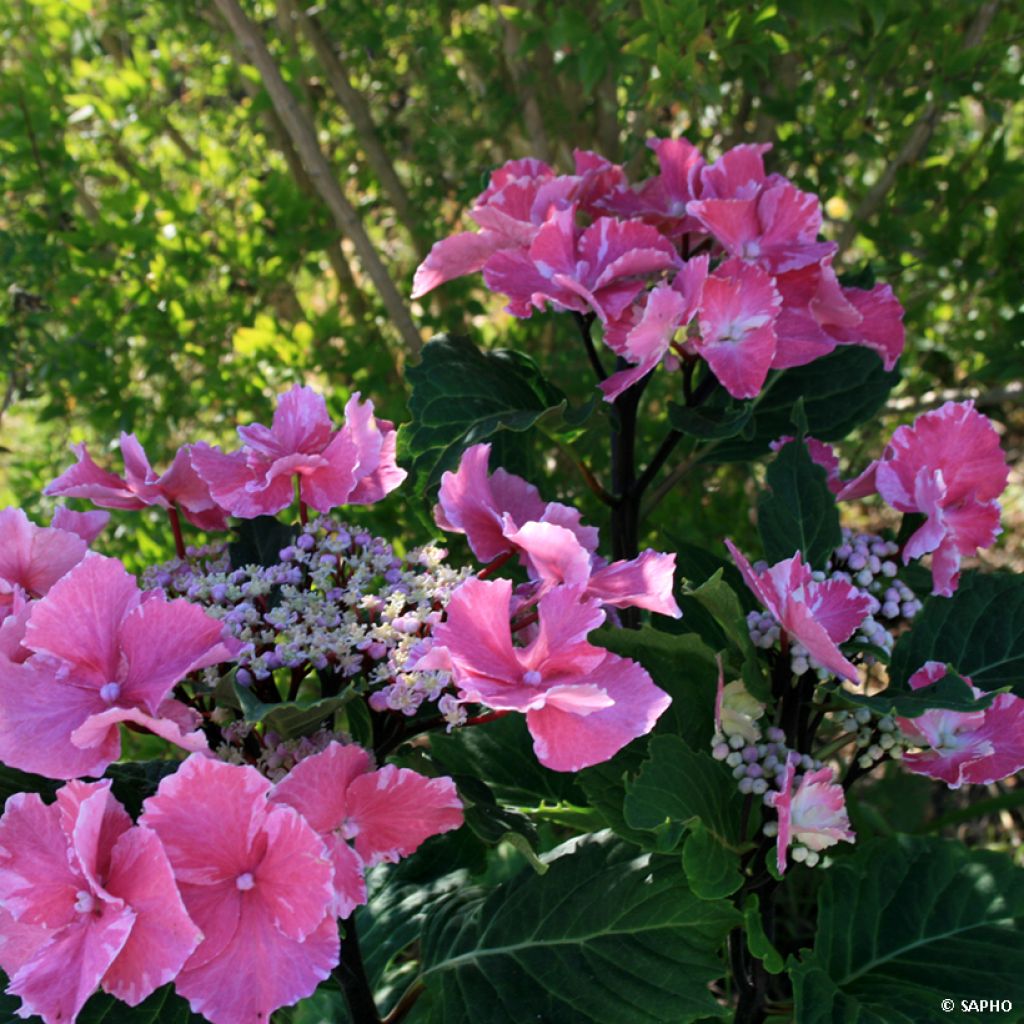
[1,137,1023,1023]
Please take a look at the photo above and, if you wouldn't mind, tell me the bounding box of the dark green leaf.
[0,764,59,804]
[832,667,994,718]
[420,833,738,1024]
[744,895,784,974]
[757,438,841,568]
[104,761,180,817]
[227,515,299,571]
[790,836,1024,1023]
[624,735,748,849]
[682,822,744,899]
[398,334,566,497]
[667,400,752,440]
[234,685,351,737]
[889,571,1024,695]
[711,348,900,461]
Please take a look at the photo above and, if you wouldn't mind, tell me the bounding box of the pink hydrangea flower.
[896,662,1024,789]
[0,780,200,1024]
[501,518,681,618]
[45,434,228,532]
[0,553,237,779]
[599,256,709,400]
[435,442,597,565]
[191,386,405,518]
[699,142,774,200]
[429,578,671,771]
[271,742,463,917]
[843,401,1009,596]
[140,755,338,1024]
[693,258,782,399]
[688,178,836,274]
[773,257,904,371]
[50,506,110,544]
[0,506,88,623]
[483,205,679,323]
[725,540,871,682]
[766,761,854,874]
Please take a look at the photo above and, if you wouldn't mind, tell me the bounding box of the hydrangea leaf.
[420,832,738,1024]
[228,515,300,571]
[233,683,352,737]
[744,895,784,974]
[682,822,744,899]
[709,347,900,462]
[789,836,1024,1023]
[831,667,995,719]
[398,334,568,497]
[667,400,753,440]
[889,571,1024,695]
[757,438,841,569]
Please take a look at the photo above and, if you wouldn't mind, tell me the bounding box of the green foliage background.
[2,0,1022,561]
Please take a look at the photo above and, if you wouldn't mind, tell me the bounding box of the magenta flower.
[140,755,338,1024]
[773,257,904,371]
[0,780,200,1024]
[0,553,237,779]
[688,178,836,274]
[599,256,709,400]
[694,258,782,399]
[50,506,110,544]
[483,205,679,323]
[847,401,1009,596]
[435,442,597,565]
[896,662,1024,789]
[699,142,774,200]
[431,578,671,771]
[191,385,406,518]
[271,742,463,917]
[45,434,228,532]
[766,761,854,874]
[0,506,88,623]
[725,541,871,682]
[501,518,681,618]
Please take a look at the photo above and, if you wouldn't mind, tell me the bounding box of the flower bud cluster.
[832,706,911,770]
[143,516,473,726]
[214,724,346,781]
[712,725,824,799]
[746,528,922,679]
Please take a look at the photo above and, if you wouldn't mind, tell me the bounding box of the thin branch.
[212,0,423,356]
[278,0,427,257]
[837,1,1000,253]
[572,311,606,381]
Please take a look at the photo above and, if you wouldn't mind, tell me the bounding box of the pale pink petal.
[701,143,771,199]
[526,653,671,771]
[44,443,144,510]
[0,508,88,599]
[782,601,860,682]
[71,704,209,758]
[25,553,138,683]
[0,660,113,779]
[174,903,338,1024]
[102,826,203,1006]
[788,766,854,852]
[189,443,271,519]
[587,549,681,617]
[502,519,592,587]
[0,909,50,981]
[157,446,230,530]
[412,230,508,298]
[50,507,110,545]
[724,539,780,619]
[0,793,81,928]
[270,743,374,834]
[348,419,406,504]
[346,765,463,868]
[319,832,368,918]
[688,197,760,254]
[6,905,135,1024]
[806,579,872,644]
[118,595,238,710]
[60,782,132,897]
[830,283,905,371]
[524,586,607,673]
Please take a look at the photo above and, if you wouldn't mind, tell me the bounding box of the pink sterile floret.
[191,386,405,519]
[599,255,709,401]
[725,541,871,682]
[844,401,1009,597]
[45,434,228,532]
[483,205,679,323]
[772,257,904,372]
[430,578,671,771]
[766,761,854,875]
[896,662,1024,789]
[0,506,89,624]
[694,258,782,399]
[434,442,597,565]
[688,178,836,274]
[0,780,200,1024]
[271,742,463,917]
[50,506,111,544]
[0,553,237,780]
[140,755,338,1024]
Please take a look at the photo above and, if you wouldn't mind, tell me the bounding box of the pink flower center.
[523,670,542,687]
[235,872,255,891]
[340,818,359,841]
[99,682,121,704]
